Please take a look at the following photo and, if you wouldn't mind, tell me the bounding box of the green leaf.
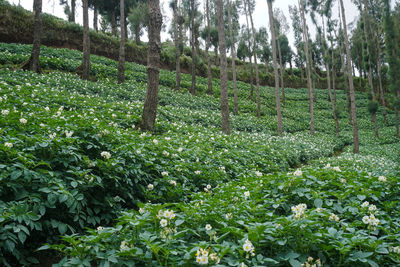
[175,219,184,226]
[58,223,67,234]
[289,259,302,267]
[314,198,323,208]
[37,245,50,251]
[71,181,78,188]
[328,227,337,236]
[18,231,27,244]
[357,195,366,201]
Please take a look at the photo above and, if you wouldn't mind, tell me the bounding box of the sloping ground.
[0,43,399,266]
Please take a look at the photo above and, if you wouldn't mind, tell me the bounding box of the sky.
[9,0,360,49]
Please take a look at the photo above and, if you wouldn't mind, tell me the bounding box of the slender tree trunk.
[340,0,359,153]
[205,0,213,95]
[277,36,285,104]
[330,30,339,136]
[25,0,42,73]
[245,0,261,118]
[227,0,238,115]
[361,0,374,99]
[322,16,332,102]
[124,16,128,39]
[117,0,125,83]
[190,0,196,95]
[299,0,314,135]
[111,8,117,36]
[135,27,141,44]
[82,0,90,80]
[217,0,230,134]
[71,0,76,22]
[376,27,387,124]
[243,4,254,100]
[268,0,283,136]
[396,107,400,137]
[174,0,181,91]
[141,0,162,131]
[93,0,98,32]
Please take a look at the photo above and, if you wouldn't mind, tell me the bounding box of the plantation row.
[0,43,399,266]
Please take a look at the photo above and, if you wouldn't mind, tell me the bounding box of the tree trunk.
[82,0,90,80]
[340,0,359,153]
[227,0,238,115]
[174,0,181,91]
[24,0,42,73]
[205,0,212,95]
[71,0,76,22]
[141,0,162,131]
[396,107,399,138]
[93,0,98,32]
[243,5,254,100]
[376,27,387,124]
[135,27,141,44]
[214,46,219,66]
[330,30,339,136]
[111,8,117,36]
[217,0,230,134]
[362,0,374,99]
[277,35,285,104]
[190,0,196,95]
[117,0,125,84]
[245,0,261,118]
[299,0,314,135]
[268,0,283,136]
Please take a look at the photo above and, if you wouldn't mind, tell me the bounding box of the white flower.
[324,163,331,169]
[178,147,183,152]
[4,142,13,148]
[147,184,154,190]
[206,184,211,190]
[196,255,209,265]
[120,241,129,251]
[49,133,57,139]
[139,208,144,214]
[293,169,303,176]
[255,170,263,177]
[378,176,387,182]
[169,180,177,186]
[243,239,254,253]
[340,178,346,184]
[162,150,169,157]
[329,213,339,222]
[65,130,73,138]
[97,226,103,231]
[100,151,111,159]
[333,166,341,172]
[161,171,168,177]
[160,219,168,227]
[291,203,307,219]
[368,204,377,212]
[1,109,9,116]
[19,118,27,124]
[362,215,370,224]
[244,191,250,198]
[225,213,232,220]
[153,139,158,145]
[361,201,369,208]
[44,107,50,112]
[195,170,201,175]
[205,224,212,231]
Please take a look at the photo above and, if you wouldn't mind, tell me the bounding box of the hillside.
[0,0,371,92]
[1,42,400,266]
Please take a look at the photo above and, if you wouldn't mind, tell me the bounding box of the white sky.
[9,0,360,49]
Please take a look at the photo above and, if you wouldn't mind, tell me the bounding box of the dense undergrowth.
[0,42,399,266]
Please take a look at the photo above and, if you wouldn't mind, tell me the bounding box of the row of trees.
[22,0,400,154]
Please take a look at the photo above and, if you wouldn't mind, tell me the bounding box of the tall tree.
[245,0,261,118]
[117,0,125,83]
[205,0,213,95]
[23,0,42,73]
[128,2,148,44]
[81,0,91,80]
[172,0,183,91]
[299,0,315,135]
[268,0,283,136]
[227,0,239,115]
[242,13,255,100]
[361,0,375,99]
[289,5,305,80]
[141,0,162,131]
[340,0,359,153]
[383,0,400,137]
[60,0,76,22]
[93,0,99,32]
[217,0,231,134]
[190,0,197,95]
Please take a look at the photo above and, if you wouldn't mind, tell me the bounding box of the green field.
[1,42,399,266]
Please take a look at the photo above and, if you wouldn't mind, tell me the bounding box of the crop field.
[1,43,400,266]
